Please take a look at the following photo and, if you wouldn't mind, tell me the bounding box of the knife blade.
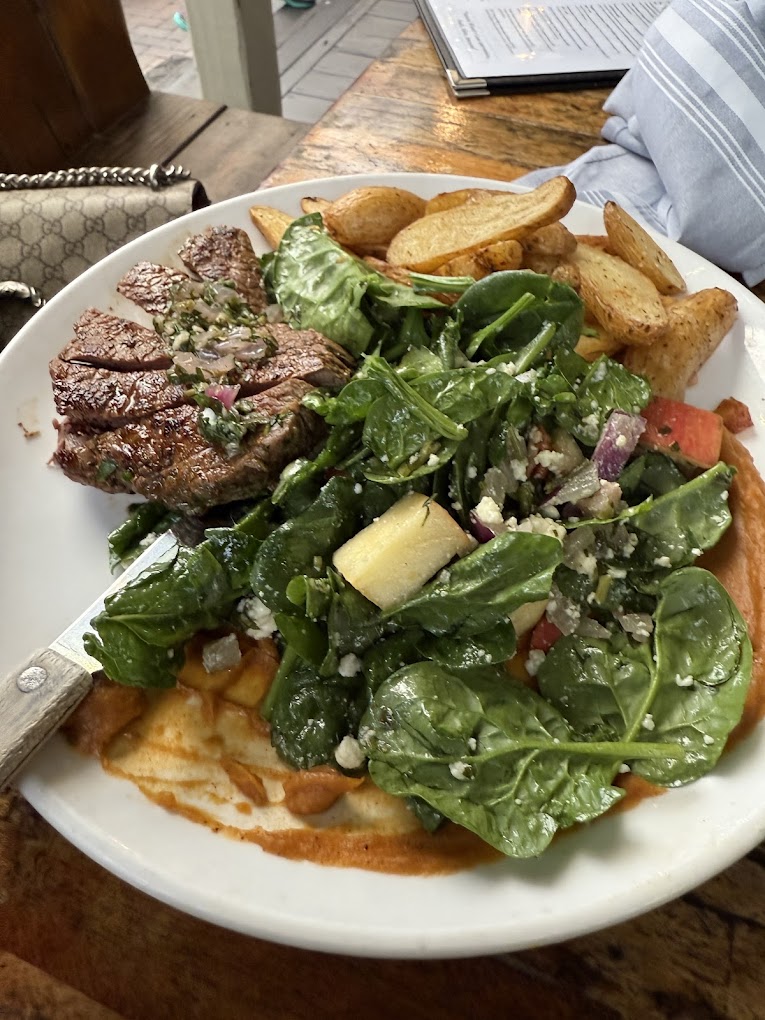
[0,530,179,789]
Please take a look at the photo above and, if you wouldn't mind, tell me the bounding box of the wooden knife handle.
[0,648,93,789]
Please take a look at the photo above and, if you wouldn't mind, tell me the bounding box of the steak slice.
[117,261,188,315]
[232,323,355,395]
[178,226,268,313]
[54,379,324,512]
[50,358,185,429]
[59,308,172,371]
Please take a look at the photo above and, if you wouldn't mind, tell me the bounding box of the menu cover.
[414,0,668,97]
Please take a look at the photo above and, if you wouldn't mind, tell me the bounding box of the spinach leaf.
[251,476,371,614]
[268,655,364,769]
[605,462,734,587]
[107,501,178,571]
[361,663,626,858]
[538,568,751,785]
[84,503,274,687]
[390,531,562,637]
[263,215,443,356]
[454,271,583,361]
[552,355,652,445]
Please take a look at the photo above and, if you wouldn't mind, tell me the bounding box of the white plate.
[3,173,765,959]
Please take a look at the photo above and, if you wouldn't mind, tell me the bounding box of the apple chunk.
[332,492,474,610]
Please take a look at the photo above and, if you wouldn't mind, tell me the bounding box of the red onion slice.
[205,383,241,410]
[469,512,499,544]
[592,410,646,482]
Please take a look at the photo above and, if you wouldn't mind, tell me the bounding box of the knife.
[0,530,179,789]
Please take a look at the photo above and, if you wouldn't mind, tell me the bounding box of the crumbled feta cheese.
[466,464,478,479]
[653,555,672,568]
[202,633,241,674]
[510,459,527,482]
[467,737,477,752]
[525,649,546,677]
[675,675,694,687]
[201,406,217,423]
[427,453,440,467]
[354,483,363,494]
[622,532,639,558]
[313,555,323,571]
[474,495,504,528]
[449,761,472,781]
[498,360,516,375]
[568,548,598,579]
[511,514,567,543]
[379,454,389,463]
[485,367,496,376]
[334,735,366,770]
[591,361,607,382]
[615,434,628,448]
[534,449,567,474]
[540,504,560,519]
[607,566,627,579]
[338,653,362,677]
[516,369,539,385]
[642,714,656,731]
[691,547,702,557]
[618,763,631,774]
[240,596,277,639]
[703,734,715,746]
[581,412,599,432]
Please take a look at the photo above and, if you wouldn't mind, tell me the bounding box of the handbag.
[0,164,209,348]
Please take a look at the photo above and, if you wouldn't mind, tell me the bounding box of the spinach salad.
[84,214,751,859]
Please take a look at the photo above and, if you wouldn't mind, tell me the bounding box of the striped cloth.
[517,0,765,286]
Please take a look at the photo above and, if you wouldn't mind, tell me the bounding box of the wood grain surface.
[4,16,764,1020]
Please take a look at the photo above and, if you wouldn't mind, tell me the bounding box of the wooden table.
[4,20,763,1020]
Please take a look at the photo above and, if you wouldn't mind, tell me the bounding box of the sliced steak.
[50,358,185,429]
[117,261,188,315]
[59,308,172,371]
[232,323,355,395]
[178,226,268,313]
[54,379,324,512]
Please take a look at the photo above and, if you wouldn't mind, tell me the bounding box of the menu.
[414,0,669,96]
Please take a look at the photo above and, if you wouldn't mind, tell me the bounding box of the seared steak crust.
[178,226,268,313]
[59,309,172,372]
[50,358,185,429]
[117,261,188,315]
[55,380,324,512]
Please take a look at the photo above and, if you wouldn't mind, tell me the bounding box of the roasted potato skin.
[322,186,427,256]
[386,177,576,272]
[604,201,685,295]
[622,288,738,399]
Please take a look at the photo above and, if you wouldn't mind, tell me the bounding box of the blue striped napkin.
[517,0,765,286]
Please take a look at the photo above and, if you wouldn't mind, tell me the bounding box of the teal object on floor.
[173,11,188,30]
[284,0,315,8]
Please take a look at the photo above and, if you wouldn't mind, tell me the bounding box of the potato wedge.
[521,222,577,258]
[301,196,331,216]
[386,177,576,272]
[575,332,623,362]
[432,238,523,279]
[249,205,294,249]
[323,186,426,256]
[424,187,505,216]
[566,243,668,346]
[604,202,685,295]
[576,234,614,254]
[622,288,737,399]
